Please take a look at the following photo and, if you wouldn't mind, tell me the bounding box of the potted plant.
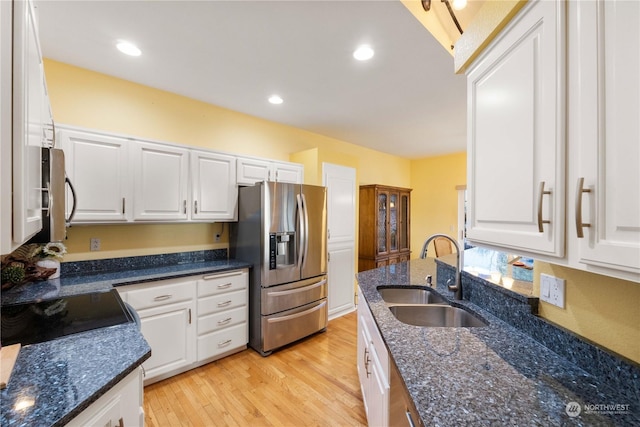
[30,242,66,279]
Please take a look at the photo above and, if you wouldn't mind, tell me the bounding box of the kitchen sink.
[389,305,488,328]
[377,287,447,305]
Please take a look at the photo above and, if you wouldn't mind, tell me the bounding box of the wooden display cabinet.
[358,185,411,272]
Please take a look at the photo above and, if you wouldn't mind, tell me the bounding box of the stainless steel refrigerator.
[231,181,328,356]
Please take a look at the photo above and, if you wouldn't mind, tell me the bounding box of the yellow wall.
[535,262,640,363]
[410,152,466,258]
[409,150,639,363]
[43,60,638,365]
[44,59,410,261]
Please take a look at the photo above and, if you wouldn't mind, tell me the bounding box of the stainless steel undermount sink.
[388,305,488,328]
[378,287,447,305]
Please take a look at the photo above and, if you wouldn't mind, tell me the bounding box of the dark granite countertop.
[1,256,251,426]
[1,259,252,306]
[357,258,639,426]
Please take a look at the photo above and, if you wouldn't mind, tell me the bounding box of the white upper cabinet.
[58,128,131,222]
[190,150,237,221]
[272,161,303,184]
[466,0,565,257]
[568,0,640,281]
[236,157,270,184]
[237,156,303,185]
[11,0,50,246]
[131,141,190,221]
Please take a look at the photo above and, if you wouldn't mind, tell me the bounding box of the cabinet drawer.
[198,306,247,336]
[197,289,247,316]
[125,280,194,311]
[197,323,247,361]
[197,269,248,297]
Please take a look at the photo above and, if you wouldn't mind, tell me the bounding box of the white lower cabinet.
[121,277,196,384]
[357,289,389,427]
[118,269,248,385]
[196,269,248,362]
[66,368,144,427]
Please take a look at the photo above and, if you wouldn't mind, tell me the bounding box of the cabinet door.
[466,0,565,257]
[376,190,389,256]
[236,157,271,185]
[66,368,143,427]
[571,0,640,278]
[131,141,189,221]
[59,129,130,222]
[328,245,355,318]
[137,300,195,380]
[125,278,196,382]
[398,192,410,252]
[357,291,389,427]
[191,150,237,221]
[12,0,44,245]
[273,161,303,183]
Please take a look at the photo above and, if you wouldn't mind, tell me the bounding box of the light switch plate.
[540,273,565,308]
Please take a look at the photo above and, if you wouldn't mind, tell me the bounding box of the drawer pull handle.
[364,348,371,378]
[153,294,172,301]
[217,300,232,307]
[267,279,326,297]
[575,177,592,238]
[217,282,232,289]
[217,317,232,326]
[202,271,242,280]
[218,339,232,348]
[537,181,552,232]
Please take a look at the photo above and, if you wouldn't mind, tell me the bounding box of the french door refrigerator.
[232,181,328,356]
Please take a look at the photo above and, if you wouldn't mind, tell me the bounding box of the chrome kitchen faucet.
[420,234,463,300]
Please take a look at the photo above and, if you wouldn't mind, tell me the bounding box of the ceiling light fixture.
[452,0,467,11]
[421,0,464,35]
[268,95,284,105]
[116,41,141,57]
[353,45,374,61]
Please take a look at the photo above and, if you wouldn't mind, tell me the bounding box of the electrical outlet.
[215,234,221,242]
[540,273,565,308]
[90,238,101,251]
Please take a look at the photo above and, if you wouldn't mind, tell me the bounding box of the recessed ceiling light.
[268,95,284,105]
[353,45,374,61]
[452,0,467,10]
[116,41,141,57]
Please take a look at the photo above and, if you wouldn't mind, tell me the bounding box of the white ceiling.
[35,0,469,159]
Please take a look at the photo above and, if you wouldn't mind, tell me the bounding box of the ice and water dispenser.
[269,232,296,270]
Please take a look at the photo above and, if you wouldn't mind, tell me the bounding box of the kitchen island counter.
[357,258,639,426]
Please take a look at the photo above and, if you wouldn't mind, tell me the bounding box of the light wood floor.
[143,311,367,427]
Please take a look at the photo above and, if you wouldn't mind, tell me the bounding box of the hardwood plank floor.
[143,311,367,427]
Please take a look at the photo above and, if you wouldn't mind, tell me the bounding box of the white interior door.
[323,163,356,319]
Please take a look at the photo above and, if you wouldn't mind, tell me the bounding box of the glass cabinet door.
[377,192,387,254]
[399,192,410,251]
[389,193,398,252]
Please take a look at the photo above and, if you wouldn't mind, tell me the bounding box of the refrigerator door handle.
[296,193,305,269]
[301,193,310,270]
